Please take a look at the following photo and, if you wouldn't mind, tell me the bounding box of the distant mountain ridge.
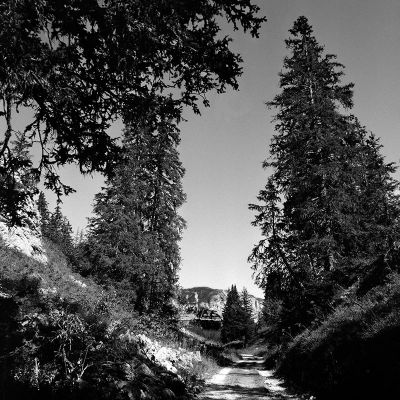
[179,286,263,320]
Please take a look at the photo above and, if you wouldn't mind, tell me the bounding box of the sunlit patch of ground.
[199,383,280,400]
[199,354,299,400]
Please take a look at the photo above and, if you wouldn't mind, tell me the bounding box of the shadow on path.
[233,361,264,369]
[199,383,290,400]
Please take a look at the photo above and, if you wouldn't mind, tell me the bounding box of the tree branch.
[0,95,13,159]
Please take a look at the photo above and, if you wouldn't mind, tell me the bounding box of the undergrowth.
[0,239,208,400]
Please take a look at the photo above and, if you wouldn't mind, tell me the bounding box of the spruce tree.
[46,204,75,262]
[241,288,256,344]
[250,16,399,332]
[37,192,50,235]
[0,134,37,225]
[221,285,247,344]
[47,205,64,243]
[87,120,185,315]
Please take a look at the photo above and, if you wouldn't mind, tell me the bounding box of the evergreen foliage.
[221,285,248,344]
[0,0,265,223]
[87,121,185,315]
[46,205,75,260]
[37,192,50,234]
[0,134,38,226]
[250,16,400,335]
[240,288,256,342]
[36,193,76,263]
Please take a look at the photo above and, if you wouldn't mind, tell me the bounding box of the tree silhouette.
[250,16,399,334]
[221,285,247,344]
[0,0,265,223]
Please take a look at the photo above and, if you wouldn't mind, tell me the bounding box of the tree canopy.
[0,0,265,223]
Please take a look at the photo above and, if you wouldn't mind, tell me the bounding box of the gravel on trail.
[198,354,299,400]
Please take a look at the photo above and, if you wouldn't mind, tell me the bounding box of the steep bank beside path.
[199,354,298,400]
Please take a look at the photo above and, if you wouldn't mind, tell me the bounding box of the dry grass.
[190,355,220,381]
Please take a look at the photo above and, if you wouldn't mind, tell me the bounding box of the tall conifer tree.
[37,192,50,235]
[45,204,75,261]
[87,120,185,314]
[241,288,256,343]
[1,134,37,225]
[221,285,247,343]
[250,17,399,332]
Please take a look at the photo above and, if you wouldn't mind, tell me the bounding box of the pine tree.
[241,288,256,343]
[249,16,399,332]
[37,192,50,235]
[221,285,247,344]
[87,120,186,315]
[47,205,64,243]
[0,134,37,225]
[44,204,75,262]
[124,121,186,312]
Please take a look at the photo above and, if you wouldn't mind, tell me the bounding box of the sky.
[43,0,400,298]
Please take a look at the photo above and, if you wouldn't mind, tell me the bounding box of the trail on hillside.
[199,354,299,400]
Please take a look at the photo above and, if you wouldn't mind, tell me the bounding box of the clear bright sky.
[44,0,400,298]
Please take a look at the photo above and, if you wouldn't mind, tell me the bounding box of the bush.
[278,273,400,399]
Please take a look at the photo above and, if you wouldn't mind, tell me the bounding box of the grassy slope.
[278,273,400,399]
[0,239,206,400]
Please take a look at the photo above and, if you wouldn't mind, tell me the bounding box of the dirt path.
[199,354,298,400]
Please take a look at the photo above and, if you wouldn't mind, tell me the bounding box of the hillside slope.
[0,231,206,400]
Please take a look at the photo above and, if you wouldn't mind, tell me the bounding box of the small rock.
[136,363,155,378]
